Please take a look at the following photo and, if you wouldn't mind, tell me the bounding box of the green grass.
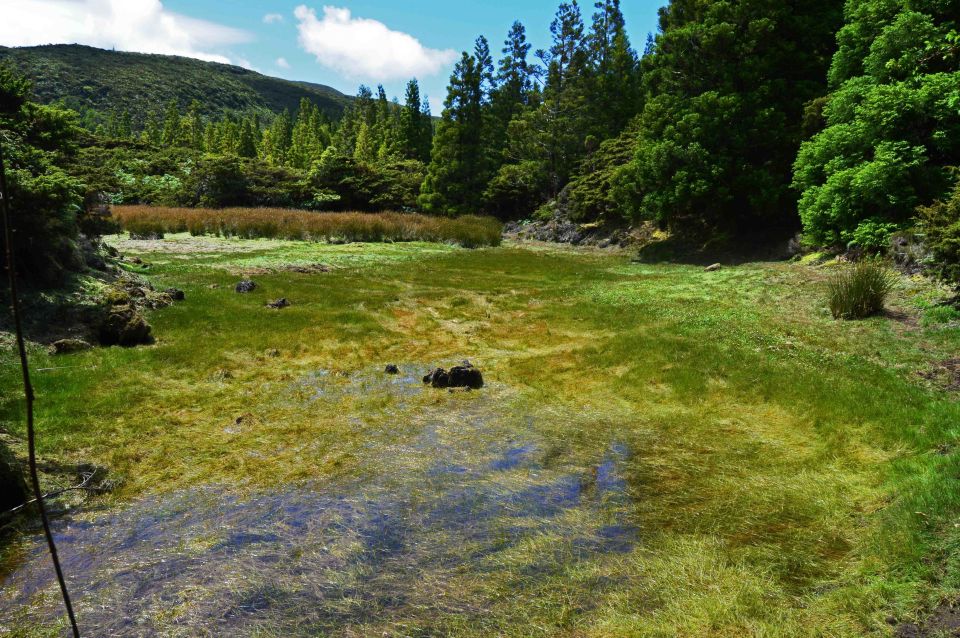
[1,237,959,636]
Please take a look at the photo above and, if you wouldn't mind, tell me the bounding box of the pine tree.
[160,99,181,147]
[142,109,163,146]
[587,0,639,137]
[354,120,376,162]
[493,21,535,123]
[399,79,427,161]
[266,109,293,165]
[237,118,258,158]
[536,1,591,194]
[182,100,204,150]
[419,48,487,214]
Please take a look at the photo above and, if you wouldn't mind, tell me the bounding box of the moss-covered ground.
[1,233,959,636]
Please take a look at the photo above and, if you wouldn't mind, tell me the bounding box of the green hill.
[0,44,351,126]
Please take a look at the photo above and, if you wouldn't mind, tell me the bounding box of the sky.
[0,1,666,112]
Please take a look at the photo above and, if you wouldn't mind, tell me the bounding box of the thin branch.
[0,135,82,637]
[4,469,105,516]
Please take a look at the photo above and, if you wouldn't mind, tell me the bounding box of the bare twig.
[4,469,105,516]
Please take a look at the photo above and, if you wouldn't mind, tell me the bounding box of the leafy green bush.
[483,161,549,221]
[793,1,960,245]
[917,179,960,284]
[843,219,901,253]
[557,125,637,223]
[827,260,898,319]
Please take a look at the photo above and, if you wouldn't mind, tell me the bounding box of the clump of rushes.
[111,205,503,248]
[827,259,898,319]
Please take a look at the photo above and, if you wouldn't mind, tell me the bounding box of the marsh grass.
[113,205,503,248]
[1,239,959,636]
[828,259,898,319]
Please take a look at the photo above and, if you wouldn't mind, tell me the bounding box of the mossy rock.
[103,287,132,306]
[0,442,27,513]
[51,338,93,354]
[98,304,153,346]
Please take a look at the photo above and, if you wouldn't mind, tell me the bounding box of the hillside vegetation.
[0,44,350,127]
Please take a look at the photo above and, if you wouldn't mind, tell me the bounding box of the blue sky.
[2,1,666,112]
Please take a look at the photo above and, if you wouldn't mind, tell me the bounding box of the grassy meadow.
[113,205,504,248]
[1,234,959,636]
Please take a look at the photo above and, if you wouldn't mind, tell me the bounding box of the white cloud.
[0,0,253,66]
[276,57,291,69]
[294,5,457,80]
[263,13,284,24]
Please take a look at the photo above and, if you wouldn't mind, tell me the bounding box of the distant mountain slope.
[0,44,351,125]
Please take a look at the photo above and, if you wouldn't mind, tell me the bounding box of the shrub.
[917,179,960,284]
[827,260,898,319]
[843,219,900,254]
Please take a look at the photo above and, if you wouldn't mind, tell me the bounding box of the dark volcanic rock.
[99,305,153,346]
[423,367,449,388]
[235,280,257,293]
[448,364,484,389]
[165,288,185,301]
[51,338,93,354]
[0,442,27,513]
[423,363,484,389]
[266,298,291,309]
[385,364,400,374]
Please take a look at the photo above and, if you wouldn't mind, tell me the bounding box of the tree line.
[2,0,959,285]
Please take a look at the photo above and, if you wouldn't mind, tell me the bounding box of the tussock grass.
[828,260,897,319]
[113,205,503,248]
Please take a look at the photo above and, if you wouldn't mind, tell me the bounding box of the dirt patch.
[897,600,960,637]
[232,263,333,276]
[885,307,920,329]
[106,234,282,255]
[918,358,960,392]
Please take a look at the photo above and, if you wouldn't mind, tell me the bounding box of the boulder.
[51,338,93,355]
[266,298,290,309]
[423,367,449,388]
[0,442,27,513]
[385,364,400,374]
[235,280,257,293]
[165,288,185,301]
[704,263,723,272]
[448,363,484,389]
[99,305,153,346]
[423,362,484,389]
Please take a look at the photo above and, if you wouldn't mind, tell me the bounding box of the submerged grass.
[1,238,959,636]
[113,205,503,248]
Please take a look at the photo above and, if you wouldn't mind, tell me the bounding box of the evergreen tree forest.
[5,0,960,284]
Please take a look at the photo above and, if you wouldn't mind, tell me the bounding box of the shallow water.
[1,370,637,636]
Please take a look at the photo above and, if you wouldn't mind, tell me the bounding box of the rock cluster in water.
[423,362,484,389]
